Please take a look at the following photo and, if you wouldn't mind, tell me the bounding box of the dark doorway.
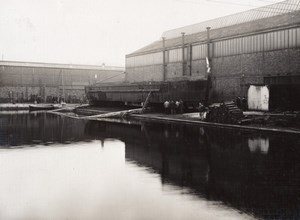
[269,85,300,111]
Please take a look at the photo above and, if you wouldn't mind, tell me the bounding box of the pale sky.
[0,0,282,66]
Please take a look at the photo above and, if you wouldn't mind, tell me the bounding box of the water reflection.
[0,112,300,219]
[248,137,269,154]
[84,119,300,219]
[0,112,91,147]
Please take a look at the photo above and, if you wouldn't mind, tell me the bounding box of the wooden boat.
[29,104,58,111]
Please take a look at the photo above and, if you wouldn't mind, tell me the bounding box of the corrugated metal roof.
[162,0,300,39]
[0,61,124,71]
[128,1,300,56]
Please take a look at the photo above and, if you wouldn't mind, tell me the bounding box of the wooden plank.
[81,108,143,119]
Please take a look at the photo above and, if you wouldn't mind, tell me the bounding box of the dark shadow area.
[270,85,300,111]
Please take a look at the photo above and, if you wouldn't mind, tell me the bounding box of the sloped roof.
[163,0,300,39]
[0,60,124,71]
[128,0,300,56]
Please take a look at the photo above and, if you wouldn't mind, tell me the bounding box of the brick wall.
[166,63,183,80]
[191,59,207,78]
[206,48,300,102]
[125,47,300,103]
[0,65,124,103]
[125,65,163,82]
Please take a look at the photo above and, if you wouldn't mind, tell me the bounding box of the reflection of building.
[248,137,270,154]
[0,61,124,103]
[121,122,300,220]
[0,112,88,146]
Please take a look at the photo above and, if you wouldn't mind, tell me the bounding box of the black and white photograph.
[0,0,300,219]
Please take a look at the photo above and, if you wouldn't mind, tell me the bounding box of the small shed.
[247,85,269,111]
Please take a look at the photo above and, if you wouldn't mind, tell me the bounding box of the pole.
[206,27,211,59]
[181,32,185,76]
[189,44,192,76]
[205,27,211,106]
[61,70,65,103]
[162,37,166,81]
[62,72,65,102]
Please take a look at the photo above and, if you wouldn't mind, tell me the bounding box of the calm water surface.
[0,112,300,220]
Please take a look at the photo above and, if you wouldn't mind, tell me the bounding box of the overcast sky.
[0,0,282,66]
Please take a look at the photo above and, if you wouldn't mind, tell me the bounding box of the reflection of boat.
[29,104,58,111]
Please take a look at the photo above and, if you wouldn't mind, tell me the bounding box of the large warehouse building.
[123,0,300,110]
[0,61,124,103]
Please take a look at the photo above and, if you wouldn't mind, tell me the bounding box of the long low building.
[123,0,300,111]
[0,61,124,103]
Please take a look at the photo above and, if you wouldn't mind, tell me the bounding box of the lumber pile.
[206,101,244,124]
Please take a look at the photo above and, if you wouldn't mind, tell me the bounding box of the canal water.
[0,112,300,220]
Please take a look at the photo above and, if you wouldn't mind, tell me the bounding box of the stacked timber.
[206,101,244,124]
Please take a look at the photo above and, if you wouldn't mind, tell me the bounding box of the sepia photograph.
[0,0,300,219]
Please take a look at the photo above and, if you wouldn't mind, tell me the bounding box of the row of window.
[126,27,300,67]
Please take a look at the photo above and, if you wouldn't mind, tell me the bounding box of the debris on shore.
[0,102,299,134]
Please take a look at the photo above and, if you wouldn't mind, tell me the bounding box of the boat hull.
[29,104,57,111]
[85,80,207,107]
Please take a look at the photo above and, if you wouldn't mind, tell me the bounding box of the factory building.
[125,0,300,110]
[0,61,124,103]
